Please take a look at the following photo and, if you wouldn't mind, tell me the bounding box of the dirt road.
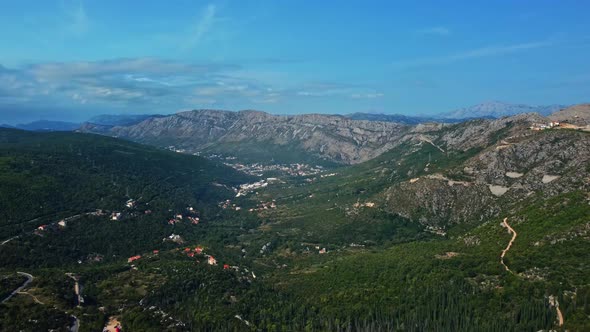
[104,316,121,332]
[500,217,517,273]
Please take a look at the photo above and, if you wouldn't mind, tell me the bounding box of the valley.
[0,105,589,331]
[3,2,590,330]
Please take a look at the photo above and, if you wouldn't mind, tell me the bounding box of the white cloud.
[0,57,384,115]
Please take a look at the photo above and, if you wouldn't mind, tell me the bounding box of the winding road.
[1,272,34,304]
[549,295,565,327]
[500,217,517,274]
[500,218,565,327]
[0,235,19,246]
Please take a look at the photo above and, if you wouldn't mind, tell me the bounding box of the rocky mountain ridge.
[79,109,411,164]
[440,101,566,119]
[78,105,587,166]
[382,128,590,226]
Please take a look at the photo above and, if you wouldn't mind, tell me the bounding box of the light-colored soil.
[104,316,121,332]
[505,172,523,178]
[542,174,560,183]
[500,218,517,273]
[489,185,509,197]
[435,252,460,259]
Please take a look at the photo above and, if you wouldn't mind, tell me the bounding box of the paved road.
[1,272,34,304]
[70,315,80,332]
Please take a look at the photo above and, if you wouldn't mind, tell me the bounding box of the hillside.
[1,110,589,331]
[549,103,590,127]
[78,109,410,165]
[0,128,252,240]
[345,112,455,124]
[88,114,166,127]
[78,106,574,167]
[230,113,589,330]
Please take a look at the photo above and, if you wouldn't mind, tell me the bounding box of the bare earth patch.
[435,252,460,259]
[104,316,121,332]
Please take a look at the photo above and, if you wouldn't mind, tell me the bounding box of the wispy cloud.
[182,4,217,50]
[0,58,286,113]
[63,0,90,36]
[351,93,383,99]
[295,82,383,99]
[0,57,384,119]
[417,26,451,36]
[392,41,553,69]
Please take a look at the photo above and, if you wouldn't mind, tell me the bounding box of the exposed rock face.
[78,106,590,228]
[79,110,549,165]
[385,178,500,225]
[435,113,547,151]
[80,110,410,164]
[79,105,587,168]
[382,128,590,226]
[464,130,590,190]
[549,104,590,126]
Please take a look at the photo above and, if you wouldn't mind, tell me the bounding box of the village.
[164,147,328,178]
[223,161,326,178]
[529,120,590,132]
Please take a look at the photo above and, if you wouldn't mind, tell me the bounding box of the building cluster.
[425,225,447,236]
[219,199,242,211]
[201,152,328,177]
[529,121,561,130]
[300,243,330,255]
[235,180,269,197]
[167,207,201,225]
[166,146,187,153]
[224,161,325,177]
[127,255,141,263]
[260,242,272,254]
[352,201,376,208]
[249,200,277,212]
[320,173,338,178]
[35,209,106,235]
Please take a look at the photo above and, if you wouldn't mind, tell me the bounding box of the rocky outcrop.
[381,128,590,226]
[548,104,590,126]
[80,109,410,164]
[79,106,587,167]
[384,178,499,226]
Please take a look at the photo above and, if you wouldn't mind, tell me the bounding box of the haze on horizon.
[1,0,589,124]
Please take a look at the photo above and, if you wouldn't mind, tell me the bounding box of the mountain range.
[1,103,589,331]
[78,104,586,166]
[440,101,566,119]
[1,101,571,132]
[347,101,567,124]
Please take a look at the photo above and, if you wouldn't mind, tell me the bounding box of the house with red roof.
[208,256,217,265]
[127,255,141,263]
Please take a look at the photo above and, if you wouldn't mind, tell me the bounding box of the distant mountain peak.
[441,101,566,119]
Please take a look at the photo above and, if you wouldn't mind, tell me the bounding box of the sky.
[1,0,589,124]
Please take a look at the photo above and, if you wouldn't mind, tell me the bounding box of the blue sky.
[1,0,589,123]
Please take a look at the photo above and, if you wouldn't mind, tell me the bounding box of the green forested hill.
[0,126,588,331]
[0,128,250,238]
